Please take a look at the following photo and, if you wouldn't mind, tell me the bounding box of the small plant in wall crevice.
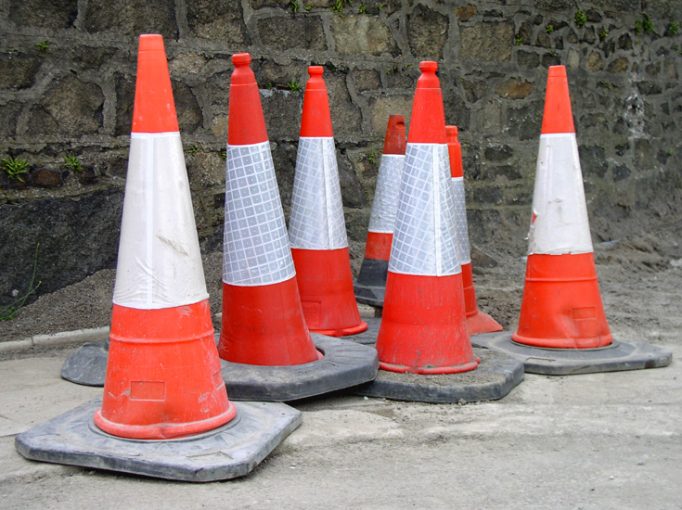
[1,156,30,183]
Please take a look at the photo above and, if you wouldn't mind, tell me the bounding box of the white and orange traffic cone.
[217,55,377,401]
[288,66,368,337]
[356,61,524,403]
[354,115,407,309]
[445,125,503,335]
[472,65,672,375]
[17,36,302,481]
[375,62,477,375]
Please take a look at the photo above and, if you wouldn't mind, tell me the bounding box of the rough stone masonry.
[0,0,680,305]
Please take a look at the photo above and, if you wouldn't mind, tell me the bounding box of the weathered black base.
[354,258,388,307]
[61,342,108,386]
[356,348,524,403]
[221,334,378,401]
[15,399,301,483]
[471,332,673,375]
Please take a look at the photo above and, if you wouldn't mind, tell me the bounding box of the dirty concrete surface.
[0,222,680,509]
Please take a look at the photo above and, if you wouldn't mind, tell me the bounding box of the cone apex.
[232,52,251,66]
[548,64,567,78]
[407,61,446,144]
[541,65,575,135]
[138,34,164,51]
[445,125,458,139]
[308,65,324,76]
[383,115,406,155]
[131,34,178,134]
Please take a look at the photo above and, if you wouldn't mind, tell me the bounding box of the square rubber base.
[356,349,524,403]
[220,334,378,401]
[15,399,301,482]
[61,342,108,386]
[354,283,385,308]
[471,332,673,375]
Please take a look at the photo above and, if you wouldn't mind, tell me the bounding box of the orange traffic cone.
[376,62,478,375]
[95,34,234,440]
[354,115,407,308]
[217,55,377,401]
[356,62,523,402]
[513,66,611,350]
[288,66,368,337]
[16,36,302,481]
[472,65,672,375]
[445,125,503,335]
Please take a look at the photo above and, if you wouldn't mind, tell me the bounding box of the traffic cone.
[514,65,611,350]
[445,125,503,335]
[355,62,524,402]
[375,61,478,375]
[354,115,407,309]
[288,66,368,337]
[471,65,672,375]
[17,36,302,481]
[217,55,377,401]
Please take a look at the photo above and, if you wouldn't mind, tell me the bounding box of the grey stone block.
[15,399,301,482]
[61,341,108,386]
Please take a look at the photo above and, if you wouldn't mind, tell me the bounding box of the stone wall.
[1,0,680,304]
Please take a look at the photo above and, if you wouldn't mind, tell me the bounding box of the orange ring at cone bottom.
[379,356,480,375]
[310,320,369,338]
[94,402,237,441]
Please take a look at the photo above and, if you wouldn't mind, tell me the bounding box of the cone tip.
[138,34,164,51]
[445,125,459,140]
[419,61,438,74]
[232,53,251,67]
[383,115,407,154]
[548,65,567,78]
[308,65,324,76]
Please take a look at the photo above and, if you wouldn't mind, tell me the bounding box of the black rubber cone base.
[354,259,387,307]
[220,334,378,401]
[61,342,108,386]
[356,349,524,403]
[15,399,301,483]
[471,332,673,375]
[354,283,385,308]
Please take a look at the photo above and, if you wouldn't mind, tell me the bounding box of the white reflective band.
[389,143,460,276]
[368,154,405,234]
[288,137,348,249]
[451,177,472,265]
[113,132,209,309]
[223,142,296,286]
[528,133,593,255]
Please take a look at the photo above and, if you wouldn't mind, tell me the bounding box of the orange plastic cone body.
[375,61,479,374]
[290,66,367,336]
[219,53,320,365]
[445,126,502,335]
[513,65,612,349]
[94,35,236,440]
[362,115,406,263]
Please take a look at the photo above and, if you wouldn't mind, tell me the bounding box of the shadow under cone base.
[220,334,378,401]
[61,341,109,387]
[355,348,524,403]
[15,399,301,482]
[471,332,672,375]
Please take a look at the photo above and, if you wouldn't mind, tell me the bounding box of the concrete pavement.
[0,340,680,509]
